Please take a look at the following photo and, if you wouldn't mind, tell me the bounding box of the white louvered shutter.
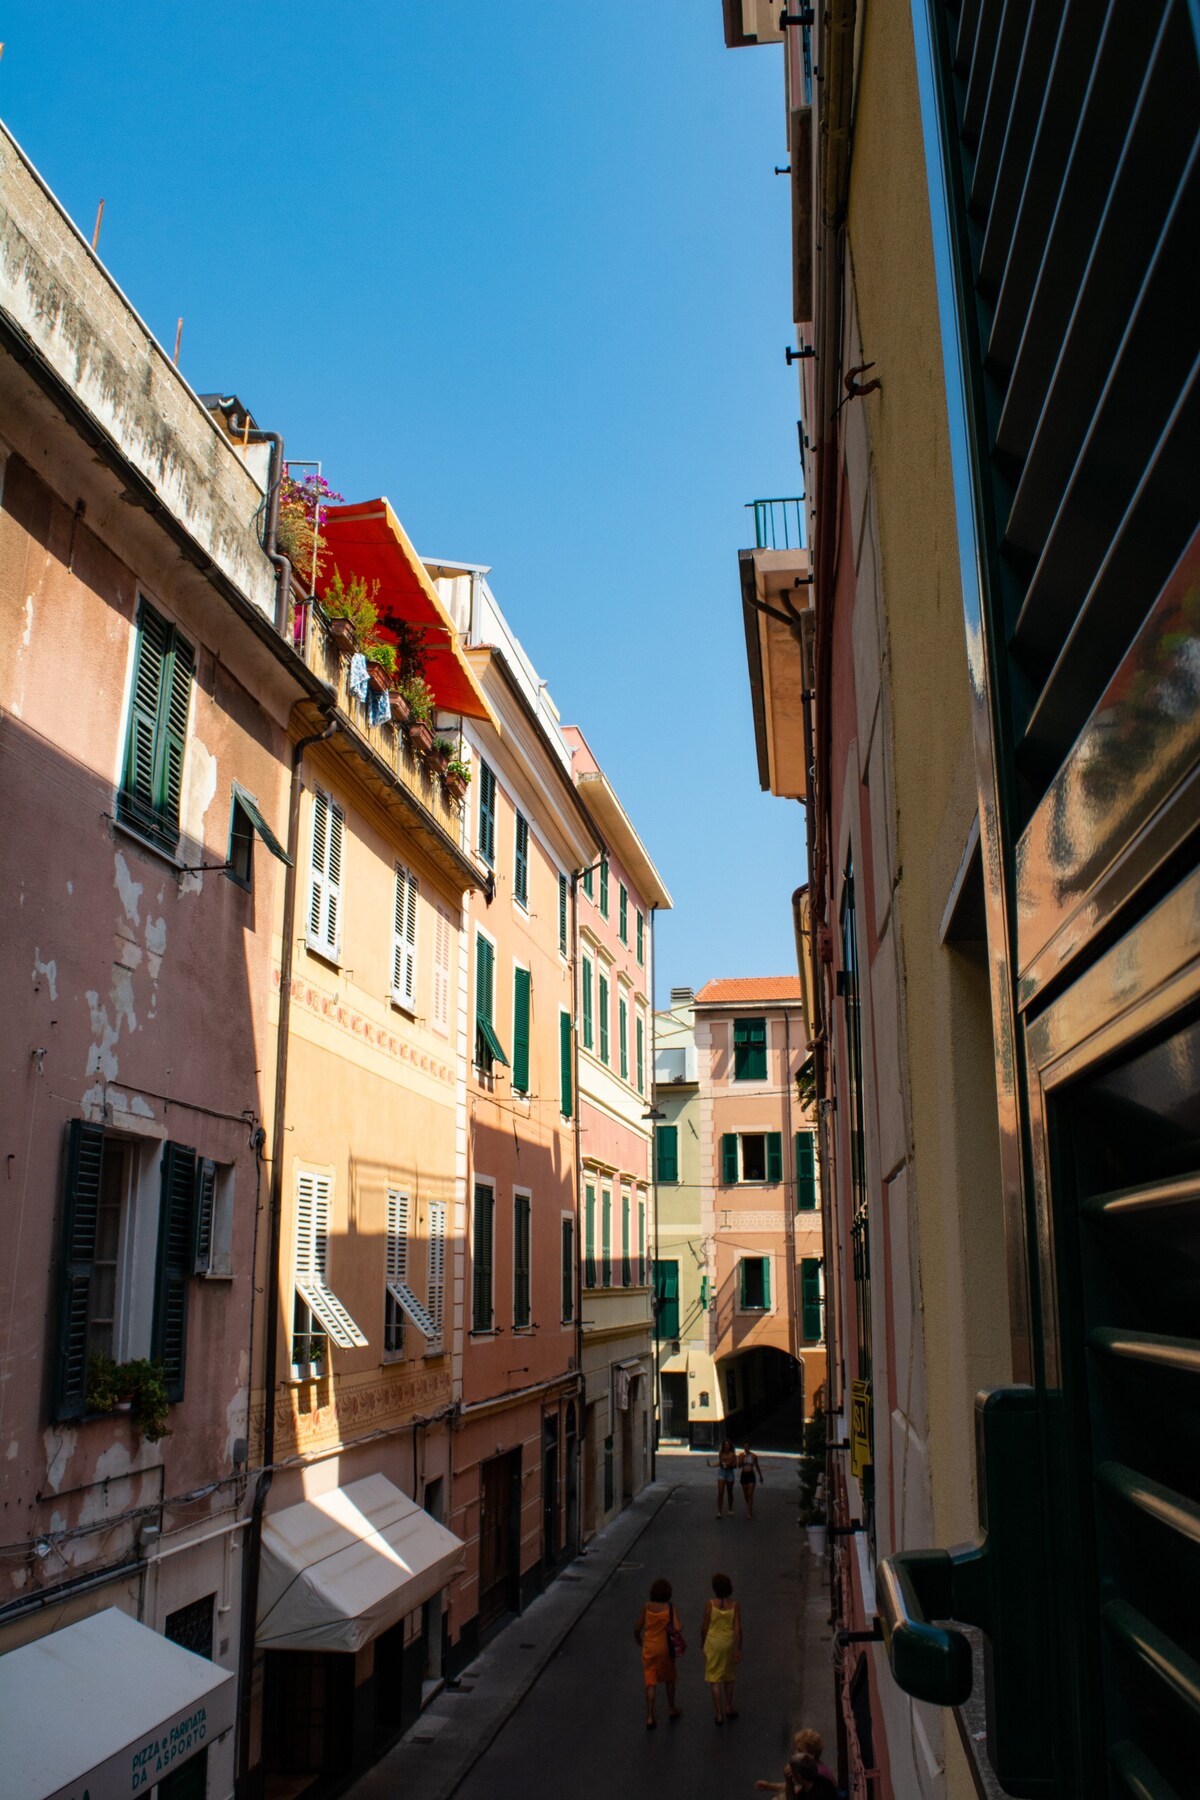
[386,1189,410,1284]
[294,1169,366,1348]
[392,864,418,1005]
[427,1201,447,1341]
[433,906,451,1031]
[308,790,344,957]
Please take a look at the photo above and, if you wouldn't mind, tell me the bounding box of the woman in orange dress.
[634,1576,684,1727]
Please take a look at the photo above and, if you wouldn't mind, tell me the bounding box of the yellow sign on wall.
[850,1377,872,1480]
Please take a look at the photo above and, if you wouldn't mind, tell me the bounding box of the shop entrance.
[478,1448,521,1629]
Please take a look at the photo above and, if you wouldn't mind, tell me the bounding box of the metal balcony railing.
[747,496,807,551]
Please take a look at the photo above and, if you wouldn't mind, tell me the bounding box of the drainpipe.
[247,430,293,637]
[236,713,337,1795]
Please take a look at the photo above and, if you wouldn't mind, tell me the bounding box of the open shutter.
[582,956,593,1049]
[722,1134,739,1185]
[192,1158,217,1273]
[560,1009,573,1118]
[387,1190,410,1285]
[796,1132,817,1209]
[156,633,194,844]
[763,1257,771,1311]
[472,1185,493,1330]
[512,968,531,1093]
[56,1120,105,1419]
[585,1185,597,1287]
[427,1201,446,1342]
[767,1132,783,1182]
[619,997,628,1079]
[636,1014,645,1093]
[514,813,529,906]
[561,1217,574,1321]
[599,974,609,1063]
[602,1190,612,1286]
[801,1258,822,1340]
[656,1126,678,1183]
[121,605,168,837]
[432,905,451,1031]
[478,762,496,864]
[309,790,344,957]
[153,1142,196,1402]
[558,873,568,955]
[393,863,418,1005]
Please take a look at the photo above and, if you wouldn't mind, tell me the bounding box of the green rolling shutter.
[637,910,644,963]
[722,1134,739,1185]
[655,1125,678,1183]
[152,1141,196,1402]
[767,1132,783,1182]
[599,857,609,917]
[56,1120,106,1419]
[619,884,628,942]
[512,967,531,1093]
[801,1258,822,1341]
[559,1010,573,1118]
[796,1132,817,1210]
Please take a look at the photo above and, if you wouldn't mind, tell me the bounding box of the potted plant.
[364,639,397,694]
[399,673,436,754]
[275,471,344,594]
[444,756,472,803]
[319,567,380,654]
[431,736,454,770]
[85,1354,172,1443]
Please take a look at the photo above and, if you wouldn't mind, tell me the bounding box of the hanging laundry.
[348,652,369,703]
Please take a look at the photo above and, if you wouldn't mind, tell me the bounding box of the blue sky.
[1,2,807,997]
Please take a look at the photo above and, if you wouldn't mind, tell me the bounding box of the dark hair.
[711,1572,733,1598]
[649,1577,672,1602]
[790,1755,819,1783]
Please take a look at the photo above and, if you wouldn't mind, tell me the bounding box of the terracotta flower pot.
[367,662,390,694]
[445,772,468,803]
[408,720,434,756]
[389,690,411,727]
[327,616,355,653]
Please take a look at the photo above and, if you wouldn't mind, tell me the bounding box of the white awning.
[2,1606,235,1800]
[257,1473,465,1653]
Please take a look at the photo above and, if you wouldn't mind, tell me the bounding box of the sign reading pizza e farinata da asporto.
[129,1705,210,1788]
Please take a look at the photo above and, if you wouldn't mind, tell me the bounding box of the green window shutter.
[561,1217,574,1321]
[512,967,531,1093]
[636,1015,645,1094]
[619,884,628,942]
[159,633,195,840]
[473,1185,493,1329]
[56,1120,106,1419]
[152,1141,196,1402]
[602,1190,612,1286]
[637,910,644,963]
[796,1132,817,1210]
[192,1158,217,1273]
[478,762,496,865]
[599,858,609,918]
[654,1260,679,1339]
[582,955,593,1050]
[738,1258,748,1309]
[514,1196,531,1326]
[619,997,628,1079]
[585,1185,597,1287]
[583,862,593,900]
[599,974,609,1063]
[621,1191,631,1286]
[767,1132,783,1182]
[558,872,568,955]
[475,936,508,1065]
[120,602,194,852]
[733,1017,767,1081]
[514,812,529,906]
[655,1125,678,1183]
[763,1257,771,1310]
[560,1010,573,1118]
[801,1258,822,1340]
[722,1134,739,1185]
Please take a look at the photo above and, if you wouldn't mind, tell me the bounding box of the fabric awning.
[3,1606,235,1800]
[319,501,496,724]
[257,1473,466,1653]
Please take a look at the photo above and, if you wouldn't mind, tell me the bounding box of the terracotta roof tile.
[693,977,803,1004]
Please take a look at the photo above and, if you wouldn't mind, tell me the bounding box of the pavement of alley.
[348,1421,837,1800]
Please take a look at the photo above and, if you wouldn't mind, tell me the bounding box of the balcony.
[738,500,811,803]
[747,496,806,552]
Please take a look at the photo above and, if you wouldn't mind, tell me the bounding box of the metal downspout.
[247,429,293,636]
[236,713,337,1794]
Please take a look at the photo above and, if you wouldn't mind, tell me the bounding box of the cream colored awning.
[257,1473,465,1653]
[2,1607,235,1800]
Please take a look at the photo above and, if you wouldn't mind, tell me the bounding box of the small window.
[801,1257,823,1340]
[742,1134,767,1183]
[514,812,529,908]
[292,1171,367,1376]
[193,1160,235,1279]
[739,1256,770,1312]
[733,1018,767,1081]
[654,1260,679,1339]
[227,796,255,889]
[722,1132,783,1184]
[384,1190,410,1360]
[582,861,594,901]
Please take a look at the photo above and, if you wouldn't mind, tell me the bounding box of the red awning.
[318,500,495,724]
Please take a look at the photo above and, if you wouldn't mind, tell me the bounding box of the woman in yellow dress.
[700,1571,742,1723]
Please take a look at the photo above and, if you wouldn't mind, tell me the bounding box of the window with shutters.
[474,932,508,1073]
[618,994,628,1081]
[581,954,594,1050]
[733,1018,767,1081]
[800,1258,823,1342]
[599,857,609,919]
[514,812,529,908]
[392,862,419,1010]
[477,761,497,866]
[637,1195,647,1286]
[655,1125,678,1184]
[192,1159,234,1279]
[739,1257,770,1313]
[721,1132,783,1184]
[620,1189,631,1287]
[426,1201,446,1349]
[513,1192,531,1328]
[636,1012,645,1095]
[653,1260,679,1340]
[584,1183,597,1289]
[558,873,568,957]
[636,910,644,965]
[795,1131,818,1211]
[54,1125,205,1419]
[582,861,594,901]
[559,1009,573,1119]
[117,599,195,855]
[619,884,628,943]
[432,904,452,1035]
[384,1188,438,1356]
[598,970,610,1064]
[292,1170,366,1374]
[472,1183,494,1331]
[561,1215,575,1322]
[512,967,532,1094]
[601,1188,612,1288]
[307,787,345,961]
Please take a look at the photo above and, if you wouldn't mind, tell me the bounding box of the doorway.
[564,1401,579,1553]
[478,1448,521,1630]
[542,1410,560,1567]
[620,1377,638,1501]
[660,1371,688,1441]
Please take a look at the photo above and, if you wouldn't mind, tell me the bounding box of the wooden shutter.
[560,1009,573,1118]
[387,1189,410,1284]
[722,1134,739,1185]
[762,1257,771,1310]
[308,789,344,957]
[767,1132,783,1182]
[476,934,494,1023]
[637,910,644,963]
[478,762,496,864]
[585,1184,597,1288]
[796,1132,817,1210]
[619,884,628,941]
[636,1014,645,1093]
[295,1171,366,1347]
[599,973,609,1062]
[582,955,593,1049]
[472,1184,494,1329]
[392,863,418,1006]
[638,1198,646,1285]
[513,1195,531,1326]
[192,1158,217,1273]
[558,873,568,955]
[739,1257,748,1309]
[621,1190,631,1286]
[619,997,628,1079]
[656,1125,678,1183]
[427,1201,447,1340]
[433,904,451,1031]
[56,1120,105,1419]
[602,1189,612,1286]
[655,1260,679,1338]
[599,858,609,917]
[514,812,529,906]
[121,604,169,837]
[152,1141,196,1402]
[512,967,531,1093]
[801,1258,822,1340]
[561,1217,574,1321]
[158,633,195,841]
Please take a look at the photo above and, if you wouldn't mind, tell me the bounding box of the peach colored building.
[693,978,821,1425]
[564,728,671,1534]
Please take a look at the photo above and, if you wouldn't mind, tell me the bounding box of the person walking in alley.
[739,1442,764,1516]
[634,1577,684,1728]
[710,1437,738,1516]
[756,1731,837,1792]
[700,1571,742,1723]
